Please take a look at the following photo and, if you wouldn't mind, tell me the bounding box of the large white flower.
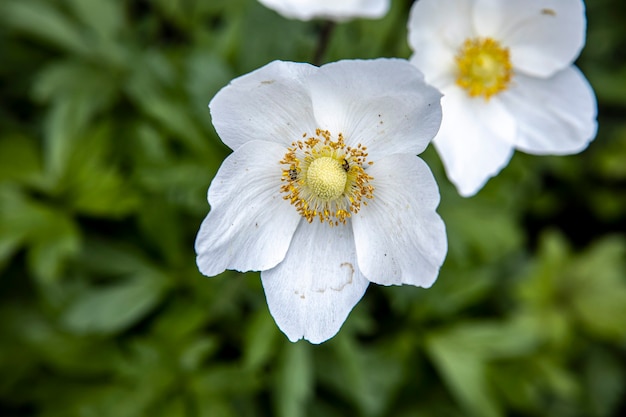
[408,0,598,196]
[195,59,447,344]
[258,0,390,21]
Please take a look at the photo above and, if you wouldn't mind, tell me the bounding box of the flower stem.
[313,21,336,66]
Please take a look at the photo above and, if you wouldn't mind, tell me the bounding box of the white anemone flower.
[408,0,598,196]
[195,59,447,344]
[257,0,390,21]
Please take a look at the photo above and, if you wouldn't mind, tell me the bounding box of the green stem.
[313,21,336,66]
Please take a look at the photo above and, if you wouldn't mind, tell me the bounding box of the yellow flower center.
[306,157,347,201]
[280,129,374,226]
[455,37,513,100]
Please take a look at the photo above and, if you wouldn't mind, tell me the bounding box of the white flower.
[408,0,598,196]
[258,0,390,21]
[195,59,447,344]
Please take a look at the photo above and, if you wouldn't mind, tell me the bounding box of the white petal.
[501,66,598,155]
[434,87,516,197]
[261,221,369,344]
[209,61,317,151]
[195,141,301,276]
[409,47,457,92]
[352,154,447,287]
[407,0,475,91]
[408,0,476,52]
[308,59,442,157]
[474,0,586,78]
[258,0,390,21]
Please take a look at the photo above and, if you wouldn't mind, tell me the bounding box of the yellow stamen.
[455,37,513,100]
[280,129,374,226]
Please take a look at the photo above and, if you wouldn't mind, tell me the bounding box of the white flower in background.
[258,0,390,21]
[195,59,446,344]
[408,0,598,196]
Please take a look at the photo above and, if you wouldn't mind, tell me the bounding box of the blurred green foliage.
[0,0,625,416]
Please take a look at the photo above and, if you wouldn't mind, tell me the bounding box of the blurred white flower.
[258,0,390,21]
[408,0,598,196]
[195,59,446,344]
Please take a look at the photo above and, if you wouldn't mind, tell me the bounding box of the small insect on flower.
[195,58,447,344]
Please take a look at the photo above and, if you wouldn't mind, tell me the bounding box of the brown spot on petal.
[541,8,556,16]
[329,262,354,291]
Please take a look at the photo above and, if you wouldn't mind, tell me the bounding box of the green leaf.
[243,308,280,369]
[586,66,626,106]
[584,348,626,417]
[274,342,313,417]
[35,61,120,178]
[57,123,140,217]
[33,59,120,104]
[427,329,500,417]
[154,396,187,417]
[66,0,123,41]
[0,186,80,284]
[184,51,234,130]
[61,241,170,334]
[124,50,216,157]
[327,335,406,417]
[0,134,42,185]
[569,236,626,340]
[442,201,524,266]
[61,273,168,334]
[179,337,219,372]
[190,363,261,396]
[152,300,209,341]
[126,83,211,156]
[425,319,541,417]
[404,263,496,319]
[593,125,626,180]
[43,96,90,178]
[519,232,626,341]
[136,161,217,214]
[136,198,184,265]
[0,0,89,54]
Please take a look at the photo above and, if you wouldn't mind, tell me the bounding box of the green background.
[0,0,625,416]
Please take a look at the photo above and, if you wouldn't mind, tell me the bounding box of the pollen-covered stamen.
[455,37,513,100]
[280,129,374,226]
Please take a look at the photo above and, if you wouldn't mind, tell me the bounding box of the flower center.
[455,37,513,100]
[280,129,374,226]
[306,157,347,201]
